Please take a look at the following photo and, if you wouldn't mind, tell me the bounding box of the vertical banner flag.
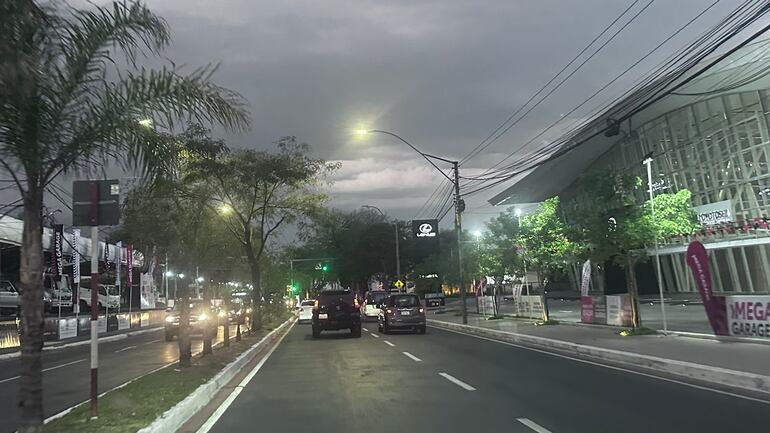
[72,229,80,284]
[686,241,729,336]
[580,259,591,296]
[115,241,122,286]
[127,244,133,302]
[580,259,593,323]
[53,224,64,278]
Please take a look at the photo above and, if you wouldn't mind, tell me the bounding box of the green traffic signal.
[321,264,329,272]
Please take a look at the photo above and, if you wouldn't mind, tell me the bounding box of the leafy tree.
[0,2,248,428]
[185,137,335,329]
[518,197,583,288]
[481,209,522,288]
[569,172,700,327]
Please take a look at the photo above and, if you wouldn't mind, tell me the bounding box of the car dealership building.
[490,39,770,295]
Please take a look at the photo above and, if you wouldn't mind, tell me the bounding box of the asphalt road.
[0,325,239,433]
[202,322,768,433]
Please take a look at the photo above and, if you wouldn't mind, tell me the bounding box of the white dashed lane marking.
[438,372,476,391]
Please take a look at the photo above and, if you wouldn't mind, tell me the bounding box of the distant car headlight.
[165,316,175,323]
[198,313,208,321]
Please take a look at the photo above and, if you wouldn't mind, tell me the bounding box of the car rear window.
[366,291,387,304]
[319,290,351,296]
[300,300,315,306]
[390,295,420,308]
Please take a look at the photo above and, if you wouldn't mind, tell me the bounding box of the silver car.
[0,280,20,315]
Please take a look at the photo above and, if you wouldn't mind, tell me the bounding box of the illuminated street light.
[219,203,233,215]
[178,273,185,279]
[138,118,153,128]
[196,276,204,283]
[515,208,522,217]
[165,271,174,277]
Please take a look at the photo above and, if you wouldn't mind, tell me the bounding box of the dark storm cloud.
[17,0,748,229]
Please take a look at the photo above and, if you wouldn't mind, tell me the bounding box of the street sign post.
[72,179,120,419]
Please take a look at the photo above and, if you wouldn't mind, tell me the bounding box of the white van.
[79,279,120,310]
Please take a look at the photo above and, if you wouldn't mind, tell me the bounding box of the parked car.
[0,280,20,315]
[297,299,315,323]
[361,290,388,321]
[378,293,426,334]
[312,289,361,338]
[2,279,53,314]
[79,283,120,310]
[164,299,218,341]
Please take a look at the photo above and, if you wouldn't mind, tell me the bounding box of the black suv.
[312,289,361,338]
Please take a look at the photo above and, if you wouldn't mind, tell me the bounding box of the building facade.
[491,39,770,295]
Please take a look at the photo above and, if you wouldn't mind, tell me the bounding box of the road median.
[429,318,770,399]
[43,314,295,433]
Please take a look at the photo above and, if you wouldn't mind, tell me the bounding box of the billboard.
[726,295,770,338]
[412,219,438,238]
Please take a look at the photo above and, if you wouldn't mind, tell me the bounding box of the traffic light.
[321,263,329,272]
[292,284,299,293]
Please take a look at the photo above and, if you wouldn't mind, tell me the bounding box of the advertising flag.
[686,241,728,336]
[53,224,64,278]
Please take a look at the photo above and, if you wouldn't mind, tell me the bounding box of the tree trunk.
[178,285,191,367]
[626,256,641,328]
[241,240,262,332]
[202,283,212,356]
[18,189,45,433]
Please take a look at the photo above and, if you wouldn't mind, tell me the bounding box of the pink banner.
[580,296,594,323]
[686,241,728,336]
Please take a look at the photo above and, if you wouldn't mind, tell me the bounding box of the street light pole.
[358,129,466,324]
[644,154,668,333]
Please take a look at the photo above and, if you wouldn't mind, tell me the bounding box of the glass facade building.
[492,40,770,295]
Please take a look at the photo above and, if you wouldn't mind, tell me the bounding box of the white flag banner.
[580,259,592,297]
[72,229,80,284]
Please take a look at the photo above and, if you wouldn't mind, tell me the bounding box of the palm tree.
[0,1,249,431]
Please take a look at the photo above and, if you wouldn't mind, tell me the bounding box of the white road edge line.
[431,325,770,405]
[517,418,553,433]
[383,340,395,347]
[370,333,379,338]
[0,358,86,384]
[144,339,162,345]
[114,345,137,353]
[195,323,292,433]
[402,351,421,362]
[438,372,476,391]
[362,327,368,331]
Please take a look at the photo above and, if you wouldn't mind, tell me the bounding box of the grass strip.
[45,312,290,433]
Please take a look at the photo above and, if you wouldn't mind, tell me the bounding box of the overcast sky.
[1,0,758,232]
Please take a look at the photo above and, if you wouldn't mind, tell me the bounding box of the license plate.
[319,313,328,319]
[401,311,411,316]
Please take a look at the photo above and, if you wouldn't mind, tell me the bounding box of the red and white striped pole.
[89,182,99,419]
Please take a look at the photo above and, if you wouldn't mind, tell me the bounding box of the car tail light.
[386,308,394,315]
[353,298,360,308]
[418,307,425,314]
[313,299,319,310]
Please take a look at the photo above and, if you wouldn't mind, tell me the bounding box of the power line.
[459,0,656,167]
[461,0,749,191]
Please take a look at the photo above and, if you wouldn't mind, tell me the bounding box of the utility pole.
[394,222,401,278]
[453,161,467,325]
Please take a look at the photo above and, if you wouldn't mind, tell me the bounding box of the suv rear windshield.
[366,291,387,304]
[319,290,351,296]
[300,300,315,306]
[389,295,420,308]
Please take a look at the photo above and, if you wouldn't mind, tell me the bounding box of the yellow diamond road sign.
[394,280,404,289]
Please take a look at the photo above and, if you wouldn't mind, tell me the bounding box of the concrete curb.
[0,327,163,360]
[429,319,770,398]
[137,318,296,433]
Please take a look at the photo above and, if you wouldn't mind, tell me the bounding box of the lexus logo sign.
[412,219,438,238]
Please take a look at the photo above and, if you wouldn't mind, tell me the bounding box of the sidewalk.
[429,312,770,384]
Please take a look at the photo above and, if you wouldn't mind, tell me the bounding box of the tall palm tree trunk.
[18,187,45,433]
